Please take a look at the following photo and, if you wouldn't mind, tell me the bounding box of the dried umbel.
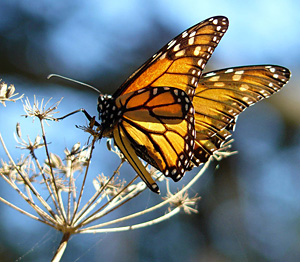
[0,80,23,106]
[0,90,233,261]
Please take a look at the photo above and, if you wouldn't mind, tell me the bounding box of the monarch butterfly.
[95,16,290,193]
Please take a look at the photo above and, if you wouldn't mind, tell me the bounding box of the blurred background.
[0,0,300,261]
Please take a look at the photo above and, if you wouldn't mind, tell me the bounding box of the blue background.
[0,1,300,261]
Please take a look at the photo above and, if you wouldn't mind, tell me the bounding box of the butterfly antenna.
[47,74,102,94]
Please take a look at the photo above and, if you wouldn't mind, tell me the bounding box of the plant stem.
[51,232,71,262]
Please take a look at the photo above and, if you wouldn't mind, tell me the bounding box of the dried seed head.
[93,173,126,196]
[163,189,201,215]
[0,80,23,106]
[46,153,63,169]
[22,96,62,121]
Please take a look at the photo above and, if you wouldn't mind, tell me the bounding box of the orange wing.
[113,16,229,99]
[191,65,291,166]
[111,86,195,193]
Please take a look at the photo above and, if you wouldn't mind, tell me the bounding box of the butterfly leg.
[56,108,101,127]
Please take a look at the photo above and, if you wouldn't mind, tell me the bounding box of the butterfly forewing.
[114,16,229,99]
[191,65,291,165]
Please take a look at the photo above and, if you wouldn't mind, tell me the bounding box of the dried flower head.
[0,80,23,106]
[0,159,17,178]
[0,156,37,184]
[14,123,44,156]
[93,173,126,197]
[164,187,201,215]
[22,96,62,121]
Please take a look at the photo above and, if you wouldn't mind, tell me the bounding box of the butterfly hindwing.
[113,87,195,185]
[191,65,291,165]
[113,123,160,193]
[114,16,229,99]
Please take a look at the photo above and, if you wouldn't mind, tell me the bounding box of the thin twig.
[31,147,59,219]
[70,137,98,225]
[39,120,66,223]
[67,166,72,224]
[79,207,181,233]
[72,160,124,225]
[0,196,56,228]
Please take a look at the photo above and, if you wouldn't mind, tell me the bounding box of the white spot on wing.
[182,31,188,38]
[159,53,167,60]
[209,75,220,81]
[197,58,204,67]
[173,43,181,52]
[269,67,276,73]
[225,68,234,73]
[175,50,185,57]
[189,37,195,45]
[189,31,196,37]
[191,77,196,85]
[194,46,201,56]
[205,72,216,77]
[239,84,249,91]
[232,74,242,81]
[214,82,225,87]
[167,39,176,49]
